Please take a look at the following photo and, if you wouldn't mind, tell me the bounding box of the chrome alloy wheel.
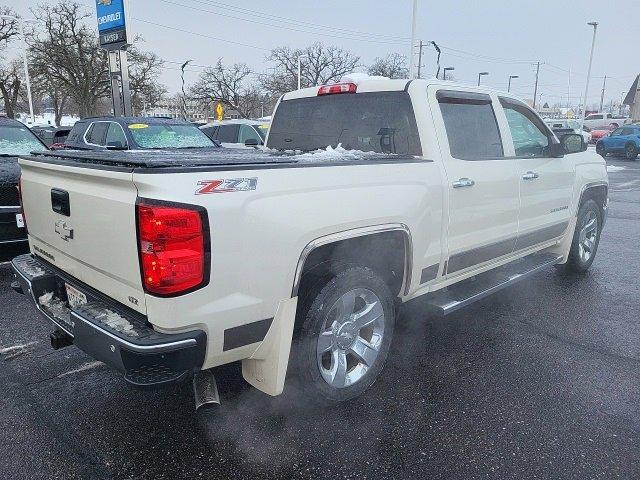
[316,288,385,388]
[578,210,598,263]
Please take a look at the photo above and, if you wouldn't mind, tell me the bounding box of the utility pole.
[533,61,541,109]
[417,40,424,79]
[409,0,418,79]
[599,75,607,112]
[580,22,598,128]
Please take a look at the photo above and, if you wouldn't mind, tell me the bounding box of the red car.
[590,126,614,144]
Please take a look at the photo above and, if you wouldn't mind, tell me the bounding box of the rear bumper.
[11,253,206,387]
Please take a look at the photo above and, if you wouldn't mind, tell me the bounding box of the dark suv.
[0,118,48,247]
[64,117,220,150]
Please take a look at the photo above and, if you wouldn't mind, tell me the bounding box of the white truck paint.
[14,78,608,400]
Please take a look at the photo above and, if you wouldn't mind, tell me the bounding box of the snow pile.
[94,309,139,337]
[340,72,389,83]
[38,291,70,324]
[290,144,392,163]
[606,165,625,172]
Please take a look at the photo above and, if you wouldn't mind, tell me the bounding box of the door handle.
[452,178,475,188]
[522,171,539,180]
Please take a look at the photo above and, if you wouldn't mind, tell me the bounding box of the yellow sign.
[128,123,149,129]
[215,102,224,121]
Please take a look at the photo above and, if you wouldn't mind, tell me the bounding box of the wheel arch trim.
[291,223,413,298]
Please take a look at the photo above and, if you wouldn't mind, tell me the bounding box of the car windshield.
[0,125,47,155]
[127,122,215,149]
[255,124,269,140]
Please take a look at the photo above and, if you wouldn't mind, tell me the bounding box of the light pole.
[580,21,598,128]
[297,54,308,90]
[1,15,36,124]
[477,71,489,86]
[409,0,418,79]
[443,67,454,80]
[508,75,519,92]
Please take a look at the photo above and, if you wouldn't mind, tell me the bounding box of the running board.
[426,253,562,316]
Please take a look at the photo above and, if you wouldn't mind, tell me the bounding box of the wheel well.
[296,231,409,302]
[580,184,607,213]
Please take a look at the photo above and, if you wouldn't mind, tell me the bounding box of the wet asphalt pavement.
[0,156,638,479]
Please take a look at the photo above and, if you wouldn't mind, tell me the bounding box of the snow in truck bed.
[20,145,416,171]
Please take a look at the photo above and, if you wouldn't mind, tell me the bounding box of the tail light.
[317,82,357,96]
[136,200,210,296]
[17,177,27,232]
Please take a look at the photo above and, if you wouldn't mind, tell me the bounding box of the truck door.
[497,97,575,251]
[429,88,520,276]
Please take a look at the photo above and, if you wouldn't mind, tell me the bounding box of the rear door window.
[105,122,128,148]
[437,90,503,159]
[268,91,422,155]
[238,125,262,144]
[217,125,239,143]
[85,122,109,146]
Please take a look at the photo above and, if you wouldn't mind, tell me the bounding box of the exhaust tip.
[193,369,220,410]
[50,330,73,350]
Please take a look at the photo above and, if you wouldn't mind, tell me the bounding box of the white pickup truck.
[11,77,608,403]
[582,112,631,130]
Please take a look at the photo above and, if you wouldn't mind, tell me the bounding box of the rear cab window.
[267,91,422,155]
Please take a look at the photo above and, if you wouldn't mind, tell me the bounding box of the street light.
[297,54,308,90]
[443,67,455,80]
[508,75,519,92]
[580,21,598,128]
[1,15,36,124]
[477,71,489,86]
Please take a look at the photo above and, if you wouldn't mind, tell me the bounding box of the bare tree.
[367,53,408,79]
[191,59,260,119]
[30,2,109,118]
[127,40,167,115]
[0,59,24,118]
[0,7,18,44]
[261,43,360,95]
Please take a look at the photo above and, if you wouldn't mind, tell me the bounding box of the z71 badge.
[195,178,257,195]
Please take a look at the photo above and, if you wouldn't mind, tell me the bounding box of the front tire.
[565,199,602,273]
[595,142,606,158]
[292,266,395,402]
[625,143,638,160]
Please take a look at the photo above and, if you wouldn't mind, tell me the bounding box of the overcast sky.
[10,0,640,108]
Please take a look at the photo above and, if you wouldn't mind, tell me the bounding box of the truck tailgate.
[19,158,146,314]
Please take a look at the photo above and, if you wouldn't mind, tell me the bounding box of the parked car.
[30,126,72,148]
[583,112,631,130]
[200,119,269,148]
[0,118,48,247]
[595,124,640,160]
[544,119,592,144]
[589,126,614,144]
[11,77,607,405]
[64,117,221,151]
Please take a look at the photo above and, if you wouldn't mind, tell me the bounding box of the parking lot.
[0,156,638,480]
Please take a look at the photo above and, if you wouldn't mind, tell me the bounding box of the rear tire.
[291,266,395,402]
[625,143,638,160]
[564,199,602,274]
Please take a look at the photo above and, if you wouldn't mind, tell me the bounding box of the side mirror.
[560,133,585,154]
[244,138,261,147]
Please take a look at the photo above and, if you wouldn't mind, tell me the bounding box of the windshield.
[267,92,422,155]
[255,124,269,140]
[0,125,47,155]
[127,123,215,149]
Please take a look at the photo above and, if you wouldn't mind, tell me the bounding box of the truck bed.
[24,149,417,172]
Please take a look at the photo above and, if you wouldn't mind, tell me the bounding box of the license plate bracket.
[65,283,87,308]
[15,213,24,228]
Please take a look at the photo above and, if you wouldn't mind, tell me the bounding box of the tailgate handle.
[51,189,70,216]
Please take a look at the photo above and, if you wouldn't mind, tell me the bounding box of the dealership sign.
[96,0,129,50]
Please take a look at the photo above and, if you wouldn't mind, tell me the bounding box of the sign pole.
[119,50,133,116]
[108,50,123,116]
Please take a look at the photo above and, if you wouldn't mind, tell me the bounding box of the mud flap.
[241,297,298,396]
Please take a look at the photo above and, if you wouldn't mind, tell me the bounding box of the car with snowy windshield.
[0,117,48,247]
[11,76,608,407]
[62,117,221,151]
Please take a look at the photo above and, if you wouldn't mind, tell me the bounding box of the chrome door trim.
[291,223,413,297]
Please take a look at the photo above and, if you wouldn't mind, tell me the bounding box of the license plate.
[15,213,24,228]
[65,283,87,308]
